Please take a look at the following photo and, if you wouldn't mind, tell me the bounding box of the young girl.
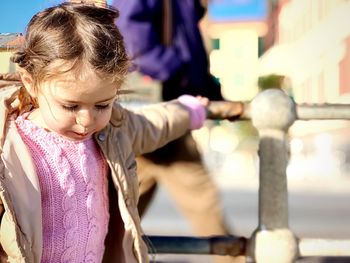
[0,3,209,262]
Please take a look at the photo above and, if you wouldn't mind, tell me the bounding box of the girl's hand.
[206,100,245,121]
[196,96,210,108]
[177,95,206,130]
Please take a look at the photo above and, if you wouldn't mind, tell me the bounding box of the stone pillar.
[247,89,298,263]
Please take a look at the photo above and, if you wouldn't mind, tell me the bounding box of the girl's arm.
[116,96,243,156]
[121,99,193,156]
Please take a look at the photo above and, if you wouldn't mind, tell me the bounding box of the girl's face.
[26,70,118,141]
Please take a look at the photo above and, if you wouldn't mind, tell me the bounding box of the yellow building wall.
[0,51,17,73]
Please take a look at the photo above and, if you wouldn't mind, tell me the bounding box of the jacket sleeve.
[0,72,22,89]
[113,0,186,81]
[121,101,191,156]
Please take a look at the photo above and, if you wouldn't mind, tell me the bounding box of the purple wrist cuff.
[177,95,206,130]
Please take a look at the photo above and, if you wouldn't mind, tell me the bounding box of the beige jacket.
[0,84,191,262]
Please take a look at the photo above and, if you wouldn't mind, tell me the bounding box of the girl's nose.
[76,110,95,128]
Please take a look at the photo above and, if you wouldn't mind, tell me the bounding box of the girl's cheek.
[99,112,112,128]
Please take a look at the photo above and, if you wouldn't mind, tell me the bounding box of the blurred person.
[112,0,244,262]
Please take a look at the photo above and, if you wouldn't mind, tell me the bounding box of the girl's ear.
[19,69,36,97]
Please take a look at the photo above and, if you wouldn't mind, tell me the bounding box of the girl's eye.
[95,104,110,111]
[62,105,78,112]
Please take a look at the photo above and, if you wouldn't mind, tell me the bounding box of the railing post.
[247,89,298,263]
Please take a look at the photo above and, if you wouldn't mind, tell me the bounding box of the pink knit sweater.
[15,115,109,263]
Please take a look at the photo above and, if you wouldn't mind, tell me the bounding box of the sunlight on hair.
[68,0,107,8]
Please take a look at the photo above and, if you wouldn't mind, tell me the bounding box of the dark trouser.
[162,72,224,101]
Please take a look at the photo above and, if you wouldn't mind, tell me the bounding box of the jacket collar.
[109,102,125,128]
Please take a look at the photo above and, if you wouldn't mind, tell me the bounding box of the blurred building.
[204,0,350,182]
[259,0,350,104]
[0,33,23,73]
[206,0,350,103]
[258,0,350,180]
[206,0,270,101]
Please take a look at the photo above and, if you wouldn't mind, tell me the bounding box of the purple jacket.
[112,0,223,100]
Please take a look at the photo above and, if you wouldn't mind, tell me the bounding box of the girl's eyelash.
[62,105,78,112]
[95,104,110,111]
[61,104,111,112]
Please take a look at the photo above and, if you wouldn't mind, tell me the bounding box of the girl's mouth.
[72,131,90,138]
[75,132,89,136]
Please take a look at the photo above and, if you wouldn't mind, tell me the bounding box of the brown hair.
[11,2,129,95]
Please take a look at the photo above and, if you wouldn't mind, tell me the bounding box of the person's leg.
[159,159,230,235]
[157,133,230,235]
[136,134,193,217]
[137,133,230,234]
[154,135,245,263]
[136,156,159,217]
[137,134,244,262]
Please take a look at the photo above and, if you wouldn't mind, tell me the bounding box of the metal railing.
[144,88,350,262]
